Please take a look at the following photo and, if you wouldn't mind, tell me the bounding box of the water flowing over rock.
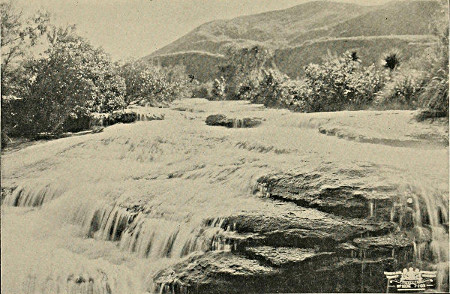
[1,99,448,293]
[205,114,262,128]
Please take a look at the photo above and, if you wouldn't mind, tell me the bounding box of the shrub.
[236,70,264,102]
[210,77,226,100]
[278,79,311,112]
[302,52,385,112]
[191,83,210,98]
[253,69,289,107]
[375,69,425,109]
[242,52,387,112]
[418,26,448,116]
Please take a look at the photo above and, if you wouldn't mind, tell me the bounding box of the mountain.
[143,0,441,81]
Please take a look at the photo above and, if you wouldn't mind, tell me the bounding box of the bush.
[252,69,288,107]
[62,112,91,133]
[210,77,226,100]
[302,52,386,112]
[1,95,26,137]
[277,79,311,112]
[375,69,425,109]
[191,83,211,98]
[419,27,448,116]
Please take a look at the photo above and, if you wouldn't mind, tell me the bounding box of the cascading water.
[3,180,67,207]
[1,185,239,294]
[391,180,449,291]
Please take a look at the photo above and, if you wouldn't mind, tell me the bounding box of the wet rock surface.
[205,114,262,128]
[244,247,334,267]
[154,209,402,293]
[255,163,399,220]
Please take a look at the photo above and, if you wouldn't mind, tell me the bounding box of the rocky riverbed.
[1,99,448,293]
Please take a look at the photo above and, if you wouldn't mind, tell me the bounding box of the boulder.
[153,251,278,294]
[244,246,334,267]
[255,163,399,220]
[205,114,261,128]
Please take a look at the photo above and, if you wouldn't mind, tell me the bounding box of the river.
[1,99,448,293]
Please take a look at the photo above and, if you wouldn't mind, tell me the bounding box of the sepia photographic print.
[1,0,449,293]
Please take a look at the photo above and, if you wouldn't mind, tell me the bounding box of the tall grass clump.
[417,25,449,118]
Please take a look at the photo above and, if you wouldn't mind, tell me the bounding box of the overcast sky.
[16,0,394,61]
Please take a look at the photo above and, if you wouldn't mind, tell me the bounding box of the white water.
[398,180,449,289]
[2,100,448,293]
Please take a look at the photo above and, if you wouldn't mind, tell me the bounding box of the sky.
[16,0,394,61]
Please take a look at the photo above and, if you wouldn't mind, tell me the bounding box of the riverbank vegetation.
[197,2,448,119]
[1,2,192,147]
[203,26,447,117]
[2,1,448,149]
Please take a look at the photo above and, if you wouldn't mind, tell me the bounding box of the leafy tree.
[1,1,49,95]
[120,61,191,106]
[11,33,125,137]
[219,45,273,100]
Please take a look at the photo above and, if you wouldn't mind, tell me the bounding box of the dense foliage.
[216,51,387,113]
[2,30,126,138]
[218,45,273,100]
[300,53,385,111]
[418,18,449,116]
[120,61,192,106]
[214,30,447,117]
[1,3,192,144]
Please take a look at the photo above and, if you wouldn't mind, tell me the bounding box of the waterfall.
[73,202,237,259]
[3,180,66,207]
[2,185,241,294]
[2,146,448,294]
[391,181,449,291]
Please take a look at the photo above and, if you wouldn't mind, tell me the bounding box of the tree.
[382,50,401,71]
[120,61,190,106]
[1,1,49,95]
[219,45,273,100]
[15,33,126,137]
